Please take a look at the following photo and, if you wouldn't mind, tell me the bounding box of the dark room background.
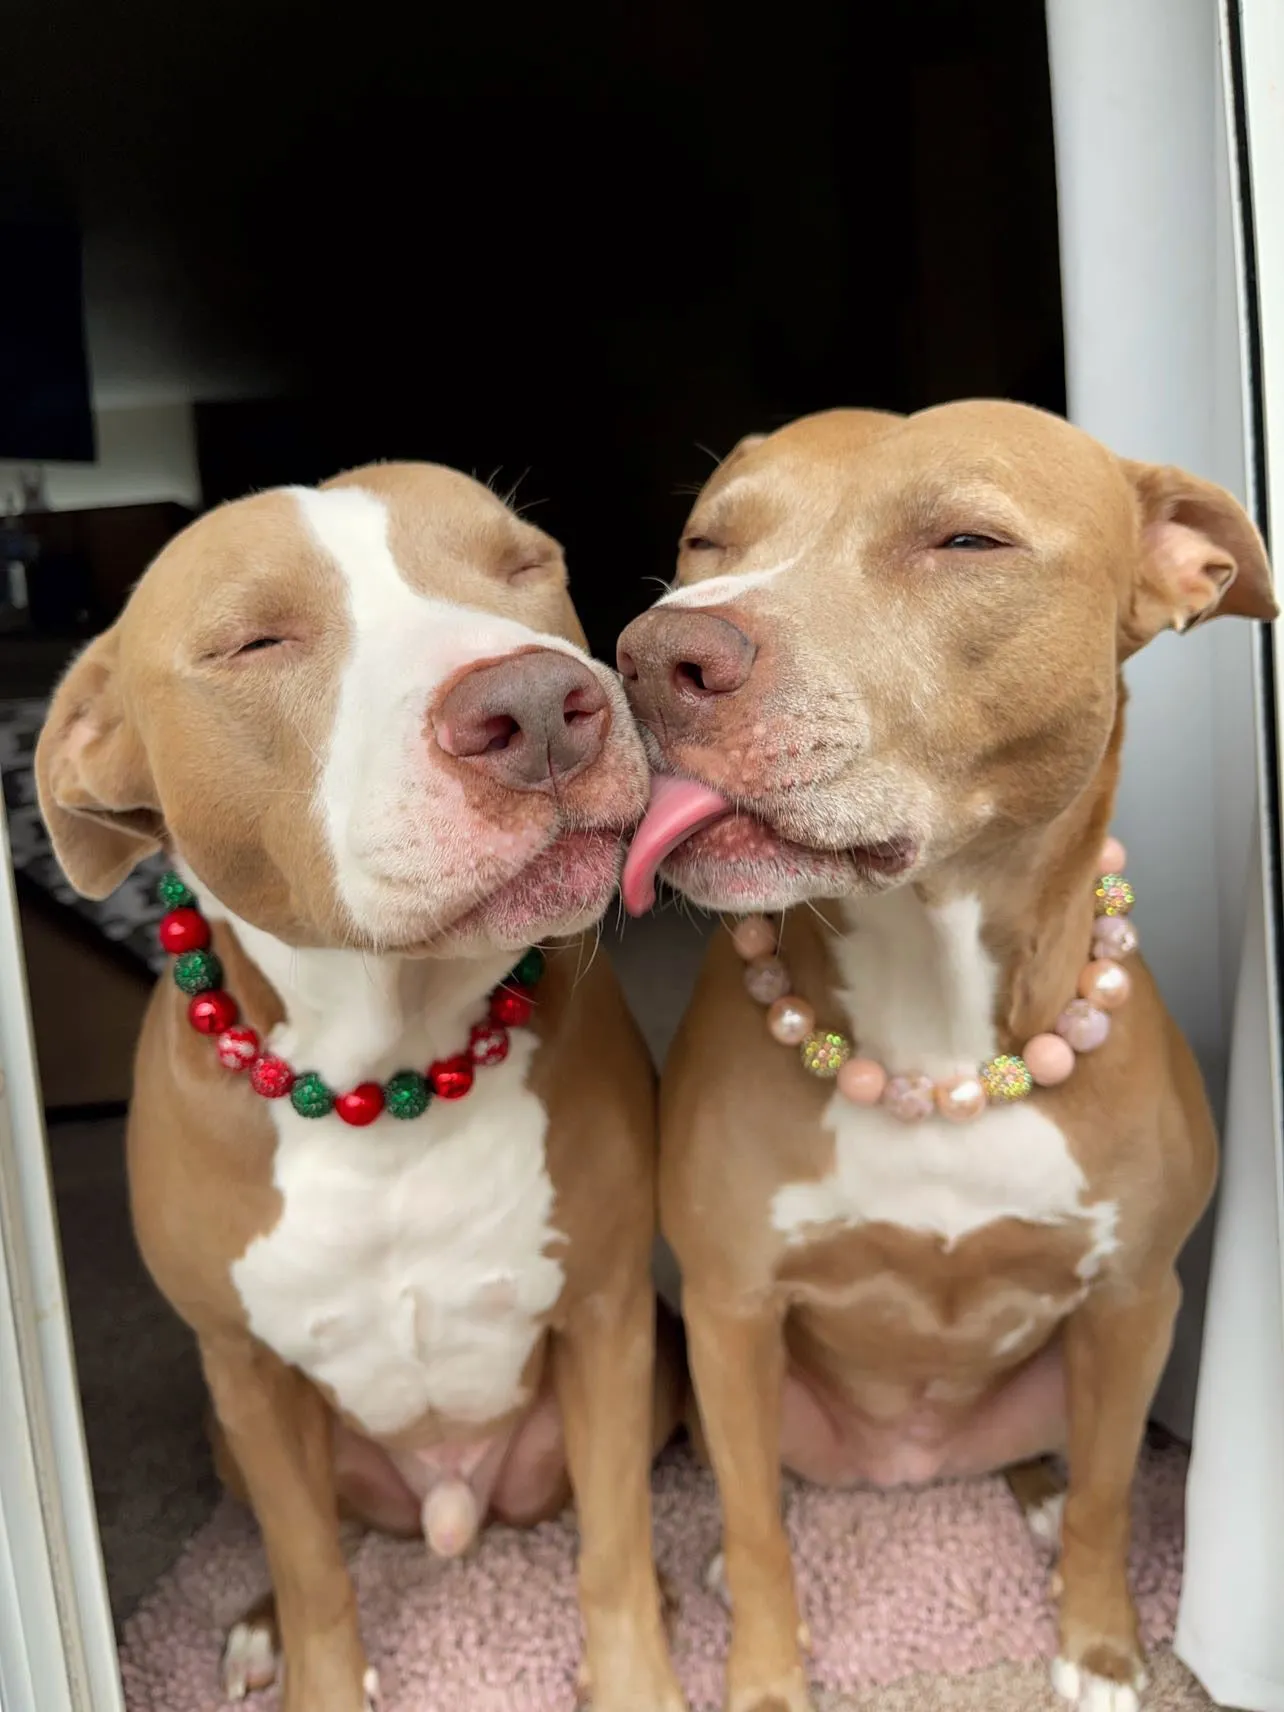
[3,0,1064,658]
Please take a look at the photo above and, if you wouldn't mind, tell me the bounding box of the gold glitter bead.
[800,1030,852,1078]
[979,1053,1034,1102]
[1093,872,1135,918]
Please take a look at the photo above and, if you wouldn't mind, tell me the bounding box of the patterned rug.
[118,1442,1187,1712]
[0,696,167,972]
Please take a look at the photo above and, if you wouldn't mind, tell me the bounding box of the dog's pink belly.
[780,1340,1067,1487]
[331,1385,567,1546]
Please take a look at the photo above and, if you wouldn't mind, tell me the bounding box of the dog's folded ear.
[1120,460,1276,654]
[35,628,165,899]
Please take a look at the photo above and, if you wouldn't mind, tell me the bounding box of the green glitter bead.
[157,870,194,909]
[290,1072,334,1119]
[1093,872,1135,918]
[511,947,546,987]
[173,949,222,995]
[980,1053,1034,1103]
[385,1070,431,1120]
[800,1029,852,1078]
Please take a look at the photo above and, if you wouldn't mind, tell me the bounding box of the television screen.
[0,219,96,464]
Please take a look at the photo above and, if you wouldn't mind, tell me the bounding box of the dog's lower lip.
[849,836,918,875]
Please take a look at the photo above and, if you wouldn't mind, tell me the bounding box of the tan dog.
[37,465,687,1712]
[615,403,1275,1712]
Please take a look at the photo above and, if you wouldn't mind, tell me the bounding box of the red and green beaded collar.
[155,870,545,1127]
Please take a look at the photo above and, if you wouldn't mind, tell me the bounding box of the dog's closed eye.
[939,533,1007,551]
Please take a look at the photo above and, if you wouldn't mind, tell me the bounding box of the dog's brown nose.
[434,650,610,791]
[616,608,756,727]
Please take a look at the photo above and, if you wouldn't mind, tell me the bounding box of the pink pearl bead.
[1099,835,1127,874]
[767,996,815,1046]
[1056,998,1111,1053]
[882,1073,935,1123]
[1092,916,1138,959]
[934,1073,988,1123]
[731,915,776,960]
[743,954,792,1005]
[1023,1032,1076,1086]
[1077,958,1131,1010]
[836,1057,888,1105]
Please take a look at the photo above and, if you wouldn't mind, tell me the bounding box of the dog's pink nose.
[617,608,756,728]
[434,650,610,791]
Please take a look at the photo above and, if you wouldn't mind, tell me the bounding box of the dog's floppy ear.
[1120,460,1276,654]
[35,628,165,899]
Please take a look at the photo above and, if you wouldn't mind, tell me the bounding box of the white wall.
[1046,0,1262,1439]
[1,229,278,518]
[0,403,200,514]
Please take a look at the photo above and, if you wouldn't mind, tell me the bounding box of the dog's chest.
[770,893,1118,1274]
[774,1095,1114,1262]
[231,1035,566,1439]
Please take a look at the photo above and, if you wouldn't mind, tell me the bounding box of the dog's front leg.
[1054,1271,1181,1711]
[685,1290,810,1712]
[554,1276,686,1712]
[201,1334,375,1712]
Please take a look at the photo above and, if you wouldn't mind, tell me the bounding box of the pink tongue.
[622,774,732,916]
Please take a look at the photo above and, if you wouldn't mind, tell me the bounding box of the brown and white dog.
[615,403,1275,1712]
[36,464,687,1712]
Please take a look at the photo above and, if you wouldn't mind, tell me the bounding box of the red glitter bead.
[489,985,534,1028]
[429,1054,475,1100]
[469,1022,510,1067]
[216,1026,260,1071]
[159,907,211,955]
[250,1055,296,1099]
[335,1083,385,1126]
[187,990,238,1036]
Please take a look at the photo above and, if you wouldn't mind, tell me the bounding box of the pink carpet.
[119,1443,1186,1711]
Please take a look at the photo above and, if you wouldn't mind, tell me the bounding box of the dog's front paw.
[221,1608,279,1699]
[727,1669,814,1712]
[1052,1649,1147,1712]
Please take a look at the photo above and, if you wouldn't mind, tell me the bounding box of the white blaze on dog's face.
[37,463,649,954]
[618,402,1275,914]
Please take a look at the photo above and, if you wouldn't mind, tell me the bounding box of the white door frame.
[0,799,124,1712]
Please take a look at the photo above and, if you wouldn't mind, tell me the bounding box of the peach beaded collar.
[729,836,1137,1125]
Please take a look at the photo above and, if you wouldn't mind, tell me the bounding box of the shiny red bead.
[187,990,238,1036]
[159,907,211,955]
[469,1022,510,1067]
[250,1054,295,1099]
[216,1025,260,1071]
[429,1054,475,1100]
[335,1082,385,1126]
[489,985,535,1028]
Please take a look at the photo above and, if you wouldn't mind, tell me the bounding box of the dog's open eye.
[940,533,1006,551]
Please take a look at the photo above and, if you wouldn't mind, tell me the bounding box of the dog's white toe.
[220,1620,278,1699]
[362,1664,381,1708]
[1052,1657,1145,1711]
[703,1549,731,1609]
[1026,1490,1065,1546]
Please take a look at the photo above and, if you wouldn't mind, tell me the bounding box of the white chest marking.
[771,891,1119,1270]
[232,1036,565,1438]
[184,874,568,1440]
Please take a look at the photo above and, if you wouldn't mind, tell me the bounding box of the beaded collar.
[154,870,544,1127]
[729,836,1137,1123]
